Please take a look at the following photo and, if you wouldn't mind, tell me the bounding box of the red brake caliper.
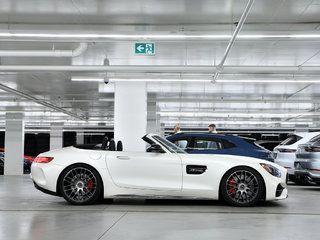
[228,178,236,197]
[87,179,94,191]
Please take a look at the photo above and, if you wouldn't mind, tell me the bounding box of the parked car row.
[0,148,34,174]
[273,132,320,185]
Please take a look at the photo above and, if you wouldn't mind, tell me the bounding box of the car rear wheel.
[220,167,264,207]
[59,164,102,205]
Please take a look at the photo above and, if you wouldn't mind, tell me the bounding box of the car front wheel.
[220,166,264,207]
[59,164,103,205]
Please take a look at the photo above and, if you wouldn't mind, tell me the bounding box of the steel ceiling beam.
[0,43,87,57]
[0,83,88,121]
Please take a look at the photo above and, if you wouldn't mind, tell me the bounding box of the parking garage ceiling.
[1,0,320,130]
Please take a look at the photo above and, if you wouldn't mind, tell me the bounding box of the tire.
[58,164,103,205]
[220,166,264,207]
[288,175,297,182]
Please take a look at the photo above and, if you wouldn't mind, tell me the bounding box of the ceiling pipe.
[0,42,87,57]
[213,0,255,82]
[0,83,87,121]
[0,65,320,74]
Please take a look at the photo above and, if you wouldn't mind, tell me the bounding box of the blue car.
[167,133,274,162]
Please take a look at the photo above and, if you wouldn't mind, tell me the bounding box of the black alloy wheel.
[220,166,264,207]
[59,164,102,205]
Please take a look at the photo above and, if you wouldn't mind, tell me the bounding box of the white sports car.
[31,134,288,207]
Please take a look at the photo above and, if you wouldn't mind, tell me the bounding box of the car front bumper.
[264,169,288,201]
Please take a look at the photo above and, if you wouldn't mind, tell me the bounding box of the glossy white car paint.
[274,132,320,176]
[31,134,288,204]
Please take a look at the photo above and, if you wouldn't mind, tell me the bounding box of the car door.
[106,151,183,191]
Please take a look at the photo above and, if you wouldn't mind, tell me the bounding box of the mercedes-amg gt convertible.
[31,134,288,207]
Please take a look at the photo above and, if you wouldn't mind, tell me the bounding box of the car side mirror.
[148,144,165,153]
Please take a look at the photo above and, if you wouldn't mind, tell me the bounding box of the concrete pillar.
[160,123,165,137]
[50,123,63,150]
[76,132,84,144]
[147,98,161,135]
[114,82,147,151]
[4,112,24,175]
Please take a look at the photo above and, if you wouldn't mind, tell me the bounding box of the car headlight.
[260,163,281,178]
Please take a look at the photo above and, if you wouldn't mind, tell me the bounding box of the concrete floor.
[0,176,319,240]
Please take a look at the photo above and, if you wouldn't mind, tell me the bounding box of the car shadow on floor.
[98,198,284,208]
[292,186,320,192]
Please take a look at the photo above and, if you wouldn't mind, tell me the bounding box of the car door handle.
[116,156,130,160]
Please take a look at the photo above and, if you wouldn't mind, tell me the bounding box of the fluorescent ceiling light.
[238,34,320,39]
[216,79,320,83]
[162,120,312,125]
[1,33,320,40]
[24,119,112,124]
[110,78,211,82]
[72,76,104,82]
[158,111,320,117]
[0,33,231,39]
[110,78,319,83]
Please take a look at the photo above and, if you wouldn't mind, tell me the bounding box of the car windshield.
[279,135,302,145]
[309,135,320,143]
[153,135,186,154]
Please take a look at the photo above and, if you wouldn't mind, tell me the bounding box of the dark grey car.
[295,135,320,185]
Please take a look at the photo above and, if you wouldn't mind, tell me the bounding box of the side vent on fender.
[186,165,207,175]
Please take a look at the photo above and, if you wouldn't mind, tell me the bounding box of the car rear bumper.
[294,160,320,182]
[33,181,59,196]
[30,162,65,193]
[295,170,320,182]
[274,152,295,175]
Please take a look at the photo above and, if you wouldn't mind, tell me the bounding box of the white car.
[31,134,288,207]
[273,132,320,184]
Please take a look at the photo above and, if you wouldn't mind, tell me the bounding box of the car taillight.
[278,148,296,153]
[24,156,34,162]
[34,157,54,163]
[305,147,320,152]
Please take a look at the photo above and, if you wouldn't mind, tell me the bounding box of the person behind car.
[172,125,186,148]
[173,125,182,134]
[208,124,217,134]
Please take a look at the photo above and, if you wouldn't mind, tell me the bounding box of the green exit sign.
[135,42,155,55]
